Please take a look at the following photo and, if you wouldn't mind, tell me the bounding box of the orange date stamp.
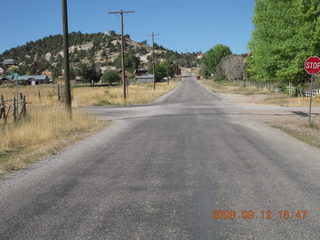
[210,210,308,220]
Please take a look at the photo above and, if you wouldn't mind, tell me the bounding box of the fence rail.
[234,80,320,96]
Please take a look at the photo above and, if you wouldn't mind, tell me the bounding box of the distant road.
[0,72,320,239]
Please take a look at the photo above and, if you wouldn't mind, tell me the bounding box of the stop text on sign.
[304,56,320,74]
[305,62,320,69]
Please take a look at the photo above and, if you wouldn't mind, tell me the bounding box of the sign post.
[304,56,320,125]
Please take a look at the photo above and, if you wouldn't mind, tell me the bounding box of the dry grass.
[262,95,320,107]
[0,81,178,175]
[73,81,178,107]
[201,79,271,95]
[0,81,178,107]
[0,84,62,106]
[272,124,320,150]
[0,107,110,175]
[201,79,320,107]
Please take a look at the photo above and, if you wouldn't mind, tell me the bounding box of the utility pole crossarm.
[146,34,160,37]
[109,11,135,14]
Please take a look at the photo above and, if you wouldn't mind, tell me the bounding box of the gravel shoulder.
[201,80,320,150]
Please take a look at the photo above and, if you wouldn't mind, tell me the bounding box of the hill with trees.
[0,31,200,80]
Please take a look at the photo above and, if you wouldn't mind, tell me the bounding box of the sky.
[0,0,255,55]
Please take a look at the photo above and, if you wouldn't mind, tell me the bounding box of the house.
[136,74,154,84]
[0,77,13,85]
[2,75,50,85]
[3,59,18,66]
[135,69,148,76]
[196,54,204,60]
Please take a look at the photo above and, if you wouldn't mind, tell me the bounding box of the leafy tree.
[149,62,167,81]
[101,70,121,84]
[51,66,62,79]
[202,44,232,75]
[162,60,175,77]
[76,63,101,85]
[248,0,320,87]
[114,53,141,73]
[19,65,33,75]
[7,67,22,75]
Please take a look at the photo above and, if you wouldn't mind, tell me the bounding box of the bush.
[101,70,121,84]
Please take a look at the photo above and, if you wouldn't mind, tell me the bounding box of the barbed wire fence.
[0,93,27,124]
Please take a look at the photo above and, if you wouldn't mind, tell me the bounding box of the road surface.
[0,73,320,239]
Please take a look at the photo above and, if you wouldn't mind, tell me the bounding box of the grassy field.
[0,107,110,175]
[201,80,271,95]
[201,79,320,107]
[0,81,178,107]
[0,80,178,175]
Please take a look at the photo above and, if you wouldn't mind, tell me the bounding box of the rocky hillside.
[0,31,199,78]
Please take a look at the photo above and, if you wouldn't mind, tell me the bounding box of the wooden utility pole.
[109,10,135,100]
[147,32,160,90]
[167,61,170,85]
[62,0,72,116]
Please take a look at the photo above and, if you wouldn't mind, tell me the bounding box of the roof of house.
[4,75,49,81]
[136,74,154,79]
[3,59,17,65]
[118,69,134,76]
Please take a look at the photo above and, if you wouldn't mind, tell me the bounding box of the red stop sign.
[305,56,320,74]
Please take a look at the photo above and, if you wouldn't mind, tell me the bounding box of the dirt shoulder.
[201,79,320,149]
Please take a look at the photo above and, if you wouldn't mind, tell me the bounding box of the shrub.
[101,70,121,84]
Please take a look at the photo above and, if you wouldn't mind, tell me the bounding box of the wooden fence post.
[0,95,4,119]
[38,90,41,103]
[19,95,27,117]
[13,97,17,122]
[4,105,10,124]
[57,84,61,101]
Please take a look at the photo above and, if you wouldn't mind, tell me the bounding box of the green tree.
[149,62,167,81]
[114,53,141,73]
[76,63,101,85]
[248,0,320,86]
[101,70,121,84]
[162,60,175,77]
[202,44,232,76]
[7,67,22,75]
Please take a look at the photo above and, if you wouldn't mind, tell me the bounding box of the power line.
[109,10,135,100]
[146,32,160,90]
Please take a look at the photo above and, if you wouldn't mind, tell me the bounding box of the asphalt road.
[1,73,320,239]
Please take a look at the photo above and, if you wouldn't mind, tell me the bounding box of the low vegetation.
[201,79,271,95]
[86,82,177,106]
[0,80,178,175]
[1,81,178,107]
[201,79,320,107]
[0,107,109,175]
[272,124,320,150]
